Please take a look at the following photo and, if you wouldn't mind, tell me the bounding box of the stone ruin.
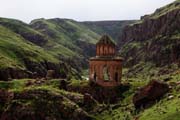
[89,35,123,87]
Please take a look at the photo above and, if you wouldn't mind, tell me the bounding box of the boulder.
[133,80,169,109]
[83,93,98,111]
[46,70,55,79]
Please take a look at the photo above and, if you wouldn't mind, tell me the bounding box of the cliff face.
[82,20,136,41]
[119,0,180,67]
[119,9,180,46]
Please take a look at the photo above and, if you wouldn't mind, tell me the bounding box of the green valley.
[0,0,180,120]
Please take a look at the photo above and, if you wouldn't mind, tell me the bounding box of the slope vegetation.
[0,16,134,80]
[119,0,180,68]
[0,18,101,80]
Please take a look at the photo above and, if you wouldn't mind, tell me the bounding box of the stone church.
[89,35,123,87]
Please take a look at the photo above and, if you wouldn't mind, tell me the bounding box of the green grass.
[0,79,31,91]
[69,79,89,87]
[0,79,84,98]
[0,67,179,120]
[0,25,59,69]
[0,17,102,77]
[139,84,180,120]
[0,78,94,120]
[96,66,180,120]
[0,17,44,36]
[31,18,100,57]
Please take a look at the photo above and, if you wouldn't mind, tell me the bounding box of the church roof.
[97,35,116,46]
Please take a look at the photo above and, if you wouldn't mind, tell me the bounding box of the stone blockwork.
[89,35,123,87]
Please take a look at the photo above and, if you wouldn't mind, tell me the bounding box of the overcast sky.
[0,0,175,23]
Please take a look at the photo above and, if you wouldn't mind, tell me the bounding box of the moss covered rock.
[0,89,94,120]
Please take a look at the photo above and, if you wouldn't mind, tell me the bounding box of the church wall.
[89,60,122,87]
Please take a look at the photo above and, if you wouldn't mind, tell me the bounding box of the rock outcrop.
[67,81,130,103]
[133,80,169,109]
[0,89,94,120]
[119,9,180,46]
[0,68,29,81]
[119,1,180,67]
[0,60,79,81]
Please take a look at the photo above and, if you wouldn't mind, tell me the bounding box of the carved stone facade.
[89,35,123,87]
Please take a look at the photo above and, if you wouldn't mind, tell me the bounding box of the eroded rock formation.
[119,5,180,67]
[133,80,169,109]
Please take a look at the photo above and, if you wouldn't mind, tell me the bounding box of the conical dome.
[97,35,116,46]
[96,35,116,56]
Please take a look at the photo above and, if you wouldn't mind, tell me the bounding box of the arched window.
[94,72,97,81]
[115,72,118,82]
[103,65,109,81]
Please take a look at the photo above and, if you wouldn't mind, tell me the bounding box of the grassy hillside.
[0,17,49,46]
[0,66,179,120]
[30,18,100,57]
[0,79,97,120]
[0,25,59,69]
[0,17,101,80]
[0,16,135,81]
[95,67,180,120]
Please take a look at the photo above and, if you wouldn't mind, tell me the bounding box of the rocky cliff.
[119,0,180,67]
[82,20,136,41]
